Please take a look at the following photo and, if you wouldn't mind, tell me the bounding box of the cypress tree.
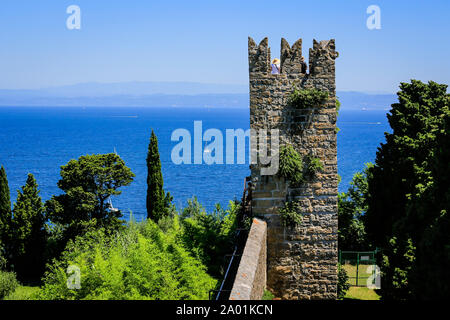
[146,130,171,221]
[0,166,11,250]
[11,173,46,279]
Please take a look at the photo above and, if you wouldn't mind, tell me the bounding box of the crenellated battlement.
[248,37,338,78]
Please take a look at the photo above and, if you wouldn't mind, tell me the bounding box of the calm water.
[0,106,390,221]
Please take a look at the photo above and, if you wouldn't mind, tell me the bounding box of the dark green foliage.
[0,166,11,250]
[0,251,6,270]
[46,153,135,256]
[279,201,303,228]
[178,198,239,279]
[337,264,350,299]
[304,155,324,179]
[338,164,372,251]
[10,174,47,280]
[279,145,304,186]
[364,80,450,299]
[37,218,216,300]
[0,270,19,299]
[147,130,172,222]
[412,85,450,299]
[288,87,329,110]
[47,153,134,227]
[279,145,323,187]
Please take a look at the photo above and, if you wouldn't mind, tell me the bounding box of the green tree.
[364,80,450,299]
[412,97,450,298]
[10,174,47,280]
[46,153,135,246]
[0,166,12,251]
[338,164,372,251]
[146,130,172,221]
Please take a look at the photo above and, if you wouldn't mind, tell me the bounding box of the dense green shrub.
[279,145,304,186]
[304,155,324,179]
[287,87,329,110]
[337,264,350,299]
[279,201,303,228]
[37,218,216,300]
[0,270,19,299]
[178,198,239,279]
[279,145,323,187]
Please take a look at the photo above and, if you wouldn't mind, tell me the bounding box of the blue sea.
[0,106,390,221]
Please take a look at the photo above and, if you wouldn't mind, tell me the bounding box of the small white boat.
[204,141,211,153]
[107,197,119,213]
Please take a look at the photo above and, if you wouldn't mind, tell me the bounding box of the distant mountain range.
[0,81,396,109]
[336,91,396,111]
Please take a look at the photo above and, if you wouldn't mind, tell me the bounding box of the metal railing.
[209,176,252,300]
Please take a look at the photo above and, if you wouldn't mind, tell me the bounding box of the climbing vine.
[303,154,324,179]
[336,96,341,133]
[279,145,304,186]
[278,145,323,228]
[279,200,303,228]
[278,145,323,187]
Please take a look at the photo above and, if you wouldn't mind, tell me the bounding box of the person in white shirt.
[271,58,280,74]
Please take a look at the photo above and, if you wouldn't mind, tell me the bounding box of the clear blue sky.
[0,0,448,93]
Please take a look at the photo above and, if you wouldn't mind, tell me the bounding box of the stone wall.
[249,37,338,299]
[229,218,267,300]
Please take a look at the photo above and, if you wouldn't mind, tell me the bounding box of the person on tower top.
[271,58,280,74]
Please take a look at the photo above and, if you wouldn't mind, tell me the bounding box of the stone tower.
[248,37,339,299]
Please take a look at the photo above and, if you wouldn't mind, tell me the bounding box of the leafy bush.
[279,145,323,186]
[279,201,303,228]
[279,145,304,186]
[179,198,239,279]
[288,88,329,110]
[0,270,19,299]
[3,285,40,300]
[36,218,217,300]
[304,155,324,178]
[337,264,350,299]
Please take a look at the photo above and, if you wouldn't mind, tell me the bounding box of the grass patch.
[341,264,374,286]
[262,289,275,300]
[344,286,380,300]
[3,285,40,300]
